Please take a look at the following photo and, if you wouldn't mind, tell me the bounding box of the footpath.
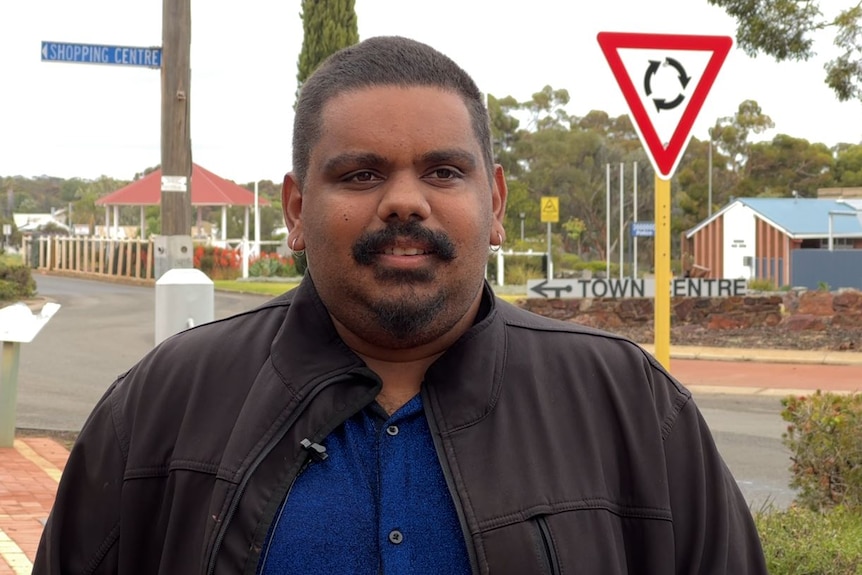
[1,346,860,574]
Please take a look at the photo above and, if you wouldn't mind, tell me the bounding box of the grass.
[755,505,862,574]
[214,278,527,303]
[214,279,300,296]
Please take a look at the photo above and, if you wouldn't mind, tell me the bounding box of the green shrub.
[0,279,21,301]
[505,256,546,284]
[249,253,297,278]
[781,392,862,511]
[755,505,862,574]
[0,253,23,266]
[502,263,535,286]
[556,252,621,276]
[0,262,36,302]
[748,278,776,291]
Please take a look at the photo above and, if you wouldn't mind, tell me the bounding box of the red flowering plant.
[193,245,241,280]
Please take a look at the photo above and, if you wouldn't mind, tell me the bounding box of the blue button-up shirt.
[258,394,471,574]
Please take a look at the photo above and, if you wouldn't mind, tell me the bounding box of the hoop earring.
[489,232,503,253]
[291,237,305,257]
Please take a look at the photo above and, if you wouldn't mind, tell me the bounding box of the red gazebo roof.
[95,164,271,207]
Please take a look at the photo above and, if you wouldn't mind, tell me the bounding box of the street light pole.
[708,138,713,217]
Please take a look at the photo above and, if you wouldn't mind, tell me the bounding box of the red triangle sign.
[597,32,732,180]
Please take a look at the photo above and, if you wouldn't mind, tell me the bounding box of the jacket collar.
[270,275,369,397]
[270,276,506,428]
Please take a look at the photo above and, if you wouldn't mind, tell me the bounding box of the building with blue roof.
[682,197,862,288]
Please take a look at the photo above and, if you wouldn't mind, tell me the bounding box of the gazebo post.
[140,205,145,239]
[242,206,250,278]
[113,206,119,238]
[221,206,227,241]
[104,206,110,237]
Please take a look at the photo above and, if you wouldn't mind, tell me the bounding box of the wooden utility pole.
[160,0,192,238]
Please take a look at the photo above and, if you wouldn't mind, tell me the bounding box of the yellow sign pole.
[654,176,671,369]
[540,197,559,280]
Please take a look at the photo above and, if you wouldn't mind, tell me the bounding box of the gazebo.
[95,163,271,243]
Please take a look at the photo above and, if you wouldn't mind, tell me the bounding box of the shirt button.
[386,425,399,436]
[388,529,404,544]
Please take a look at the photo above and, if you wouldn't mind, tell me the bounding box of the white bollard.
[154,268,214,346]
[0,302,61,447]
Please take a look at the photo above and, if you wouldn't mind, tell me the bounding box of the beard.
[350,220,456,343]
[368,288,446,344]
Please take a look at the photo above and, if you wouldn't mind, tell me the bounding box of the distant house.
[682,197,862,287]
[13,209,71,234]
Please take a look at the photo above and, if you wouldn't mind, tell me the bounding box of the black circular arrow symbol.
[643,57,691,112]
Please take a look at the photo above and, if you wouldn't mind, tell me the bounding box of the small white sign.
[161,175,188,192]
[0,302,61,343]
[2,224,10,236]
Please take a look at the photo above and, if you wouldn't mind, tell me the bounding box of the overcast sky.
[2,0,860,184]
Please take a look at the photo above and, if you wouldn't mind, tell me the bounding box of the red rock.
[798,292,834,316]
[833,290,862,311]
[707,314,748,330]
[782,314,828,332]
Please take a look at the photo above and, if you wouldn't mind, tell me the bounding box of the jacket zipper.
[204,374,360,575]
[422,388,481,575]
[535,516,561,575]
[253,454,314,573]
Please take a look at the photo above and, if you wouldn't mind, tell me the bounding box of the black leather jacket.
[34,277,767,574]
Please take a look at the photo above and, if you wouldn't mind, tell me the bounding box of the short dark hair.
[292,36,493,186]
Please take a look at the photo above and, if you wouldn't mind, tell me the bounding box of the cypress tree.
[296,0,359,98]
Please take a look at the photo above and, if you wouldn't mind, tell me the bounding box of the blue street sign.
[631,221,656,237]
[41,41,161,68]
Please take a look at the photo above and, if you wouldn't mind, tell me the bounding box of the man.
[35,36,767,574]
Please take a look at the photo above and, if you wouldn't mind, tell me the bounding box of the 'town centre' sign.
[527,278,748,299]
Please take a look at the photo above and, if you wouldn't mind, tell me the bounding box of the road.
[14,274,272,431]
[13,273,844,509]
[692,393,794,510]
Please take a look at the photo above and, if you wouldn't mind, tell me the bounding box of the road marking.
[0,528,33,575]
[13,440,62,483]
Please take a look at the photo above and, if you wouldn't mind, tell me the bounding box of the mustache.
[352,221,456,265]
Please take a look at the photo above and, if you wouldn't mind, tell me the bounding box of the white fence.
[23,235,155,282]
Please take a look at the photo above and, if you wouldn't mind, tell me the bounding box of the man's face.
[283,86,507,351]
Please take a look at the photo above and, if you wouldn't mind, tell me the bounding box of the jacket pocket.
[531,515,561,575]
[479,507,675,574]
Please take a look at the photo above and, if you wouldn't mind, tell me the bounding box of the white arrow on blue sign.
[41,41,162,68]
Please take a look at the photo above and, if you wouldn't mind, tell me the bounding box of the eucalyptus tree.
[709,0,862,102]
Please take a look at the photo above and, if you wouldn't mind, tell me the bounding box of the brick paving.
[0,438,67,575]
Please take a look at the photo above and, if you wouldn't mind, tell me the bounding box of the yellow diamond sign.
[540,196,559,223]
